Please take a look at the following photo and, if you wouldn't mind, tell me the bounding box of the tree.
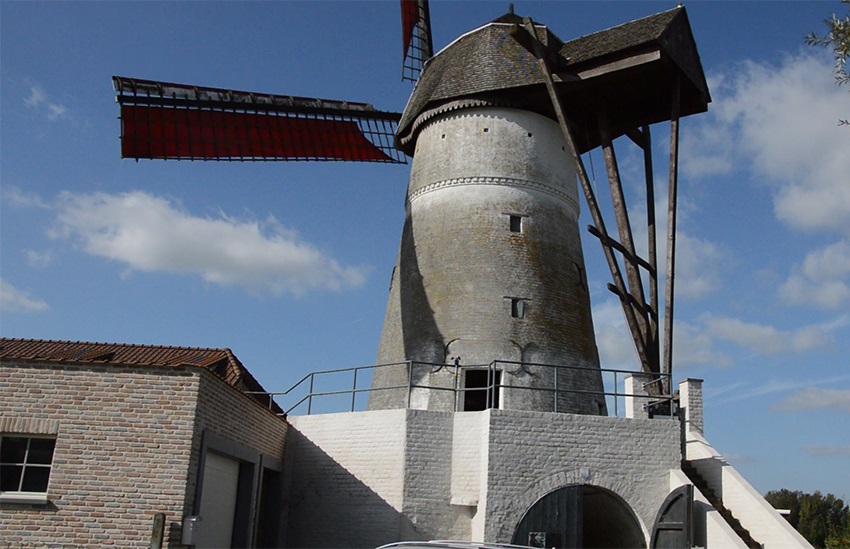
[765,489,850,548]
[806,0,850,124]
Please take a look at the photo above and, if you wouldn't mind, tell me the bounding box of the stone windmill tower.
[369,11,608,415]
[366,7,710,417]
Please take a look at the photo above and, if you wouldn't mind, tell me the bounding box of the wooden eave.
[552,8,710,152]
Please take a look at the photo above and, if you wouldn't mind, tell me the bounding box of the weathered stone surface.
[370,107,605,415]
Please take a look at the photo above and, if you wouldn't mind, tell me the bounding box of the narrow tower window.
[509,215,522,233]
[511,298,526,319]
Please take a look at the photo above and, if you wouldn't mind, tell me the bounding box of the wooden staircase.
[681,460,762,549]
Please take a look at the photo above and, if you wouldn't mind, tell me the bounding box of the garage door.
[197,452,240,549]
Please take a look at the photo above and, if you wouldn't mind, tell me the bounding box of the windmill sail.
[113,76,405,163]
[401,0,433,82]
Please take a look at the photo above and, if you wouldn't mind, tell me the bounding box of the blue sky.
[2,1,848,499]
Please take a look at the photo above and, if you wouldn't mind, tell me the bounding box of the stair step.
[681,460,761,549]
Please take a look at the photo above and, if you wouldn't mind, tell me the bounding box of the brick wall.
[284,407,682,547]
[484,409,681,543]
[401,410,455,540]
[1,361,289,549]
[284,409,408,548]
[0,361,199,548]
[183,369,289,546]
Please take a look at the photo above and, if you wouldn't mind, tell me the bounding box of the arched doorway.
[512,484,645,549]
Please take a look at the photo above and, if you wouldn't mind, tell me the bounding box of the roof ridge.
[570,5,682,41]
[0,336,229,354]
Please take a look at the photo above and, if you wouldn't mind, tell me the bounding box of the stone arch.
[510,483,645,548]
[494,469,650,545]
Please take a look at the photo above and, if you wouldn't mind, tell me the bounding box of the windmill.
[113,1,709,416]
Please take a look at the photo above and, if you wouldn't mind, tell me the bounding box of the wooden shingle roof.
[396,6,709,155]
[0,337,281,413]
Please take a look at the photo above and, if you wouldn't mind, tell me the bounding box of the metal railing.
[247,360,674,418]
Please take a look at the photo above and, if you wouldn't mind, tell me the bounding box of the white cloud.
[804,445,850,457]
[674,232,726,299]
[681,72,736,179]
[682,52,850,311]
[47,103,67,122]
[704,54,850,228]
[0,279,48,312]
[51,191,369,297]
[26,250,53,268]
[591,298,729,370]
[592,298,639,369]
[23,84,68,122]
[672,319,730,368]
[712,373,850,406]
[775,387,850,413]
[702,313,830,355]
[2,186,49,209]
[23,85,47,108]
[779,240,850,309]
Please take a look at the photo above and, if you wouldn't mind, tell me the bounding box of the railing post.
[625,373,651,419]
[614,371,619,416]
[454,363,460,412]
[554,364,559,413]
[307,373,314,415]
[407,361,413,409]
[487,362,492,410]
[351,368,358,412]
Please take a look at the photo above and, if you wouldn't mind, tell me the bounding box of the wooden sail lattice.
[113,76,405,163]
[401,0,434,82]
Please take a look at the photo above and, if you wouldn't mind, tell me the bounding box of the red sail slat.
[120,105,394,162]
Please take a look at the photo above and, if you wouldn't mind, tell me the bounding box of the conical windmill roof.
[396,13,562,152]
[397,6,710,155]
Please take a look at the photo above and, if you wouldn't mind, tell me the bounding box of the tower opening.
[464,369,500,411]
[510,214,522,233]
[511,298,526,319]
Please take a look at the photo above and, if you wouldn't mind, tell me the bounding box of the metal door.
[197,452,240,549]
[511,485,582,549]
[650,484,694,548]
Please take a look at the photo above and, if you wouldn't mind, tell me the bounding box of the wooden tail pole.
[663,76,682,397]
[514,19,652,375]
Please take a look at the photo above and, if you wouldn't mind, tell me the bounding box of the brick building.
[0,338,288,549]
[1,337,812,548]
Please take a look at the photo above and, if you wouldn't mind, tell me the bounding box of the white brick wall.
[680,378,704,434]
[283,409,409,548]
[283,407,682,547]
[483,410,680,542]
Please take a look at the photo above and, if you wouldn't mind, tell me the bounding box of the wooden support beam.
[626,127,648,150]
[598,115,651,356]
[516,18,651,372]
[586,225,655,277]
[642,123,661,381]
[663,77,682,396]
[606,283,658,323]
